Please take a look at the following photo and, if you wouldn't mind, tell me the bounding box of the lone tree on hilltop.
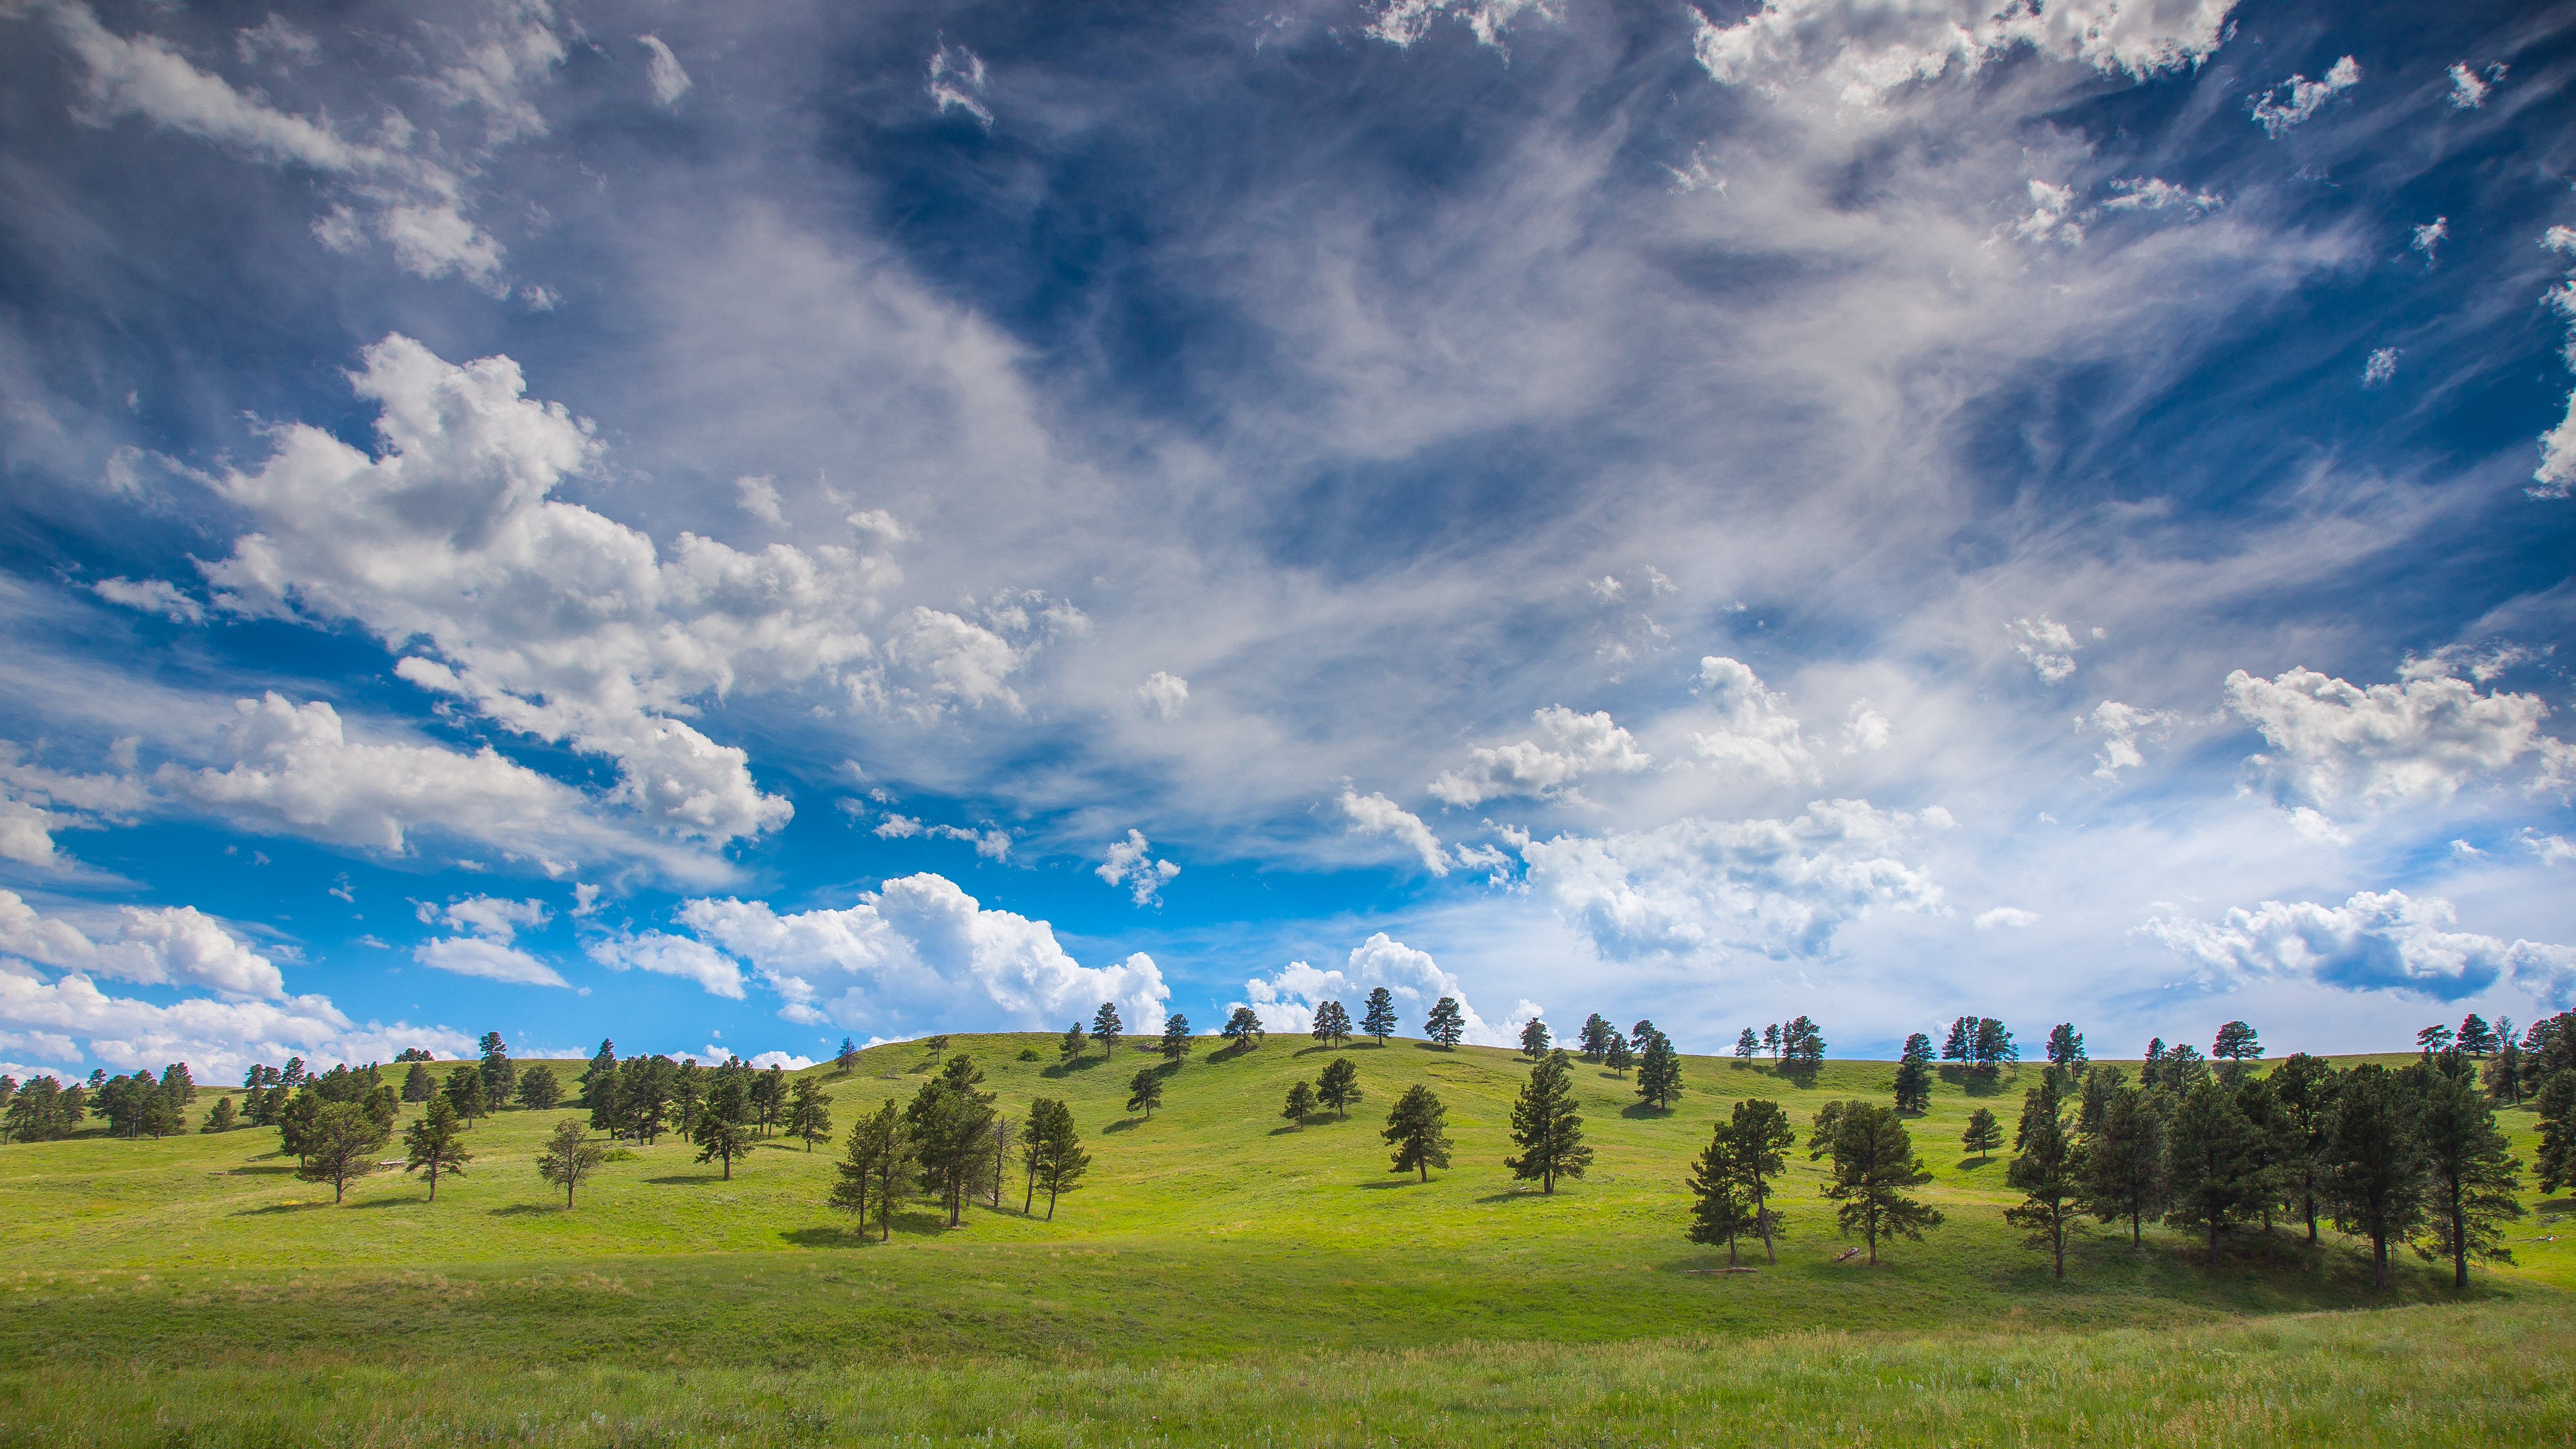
[1518,1018,1552,1059]
[402,1098,472,1201]
[1425,998,1465,1049]
[1894,1033,1935,1114]
[1962,1107,2002,1161]
[1781,1016,1826,1067]
[2419,1065,2523,1289]
[2418,1023,2455,1056]
[1383,1084,1453,1181]
[537,1118,608,1208]
[1733,1028,1757,1062]
[1282,1079,1317,1128]
[1160,1014,1193,1062]
[788,1076,834,1152]
[836,1037,861,1076]
[1313,1000,1352,1049]
[1361,988,1398,1044]
[2325,1063,2429,1290]
[1091,1002,1124,1057]
[296,1101,390,1204]
[1317,1057,1362,1118]
[1810,1101,1942,1265]
[1636,1030,1683,1110]
[831,1099,915,1242]
[1221,1006,1265,1051]
[1580,1014,1617,1061]
[2457,1014,2498,1056]
[2004,1077,2083,1278]
[1603,1034,1634,1076]
[2044,1024,2085,1072]
[2212,1021,2263,1081]
[1504,1050,1592,1194]
[1126,1067,1164,1119]
[1060,1021,1087,1064]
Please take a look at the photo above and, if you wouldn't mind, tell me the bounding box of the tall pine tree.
[1503,1050,1592,1193]
[1810,1101,1941,1265]
[1383,1085,1452,1181]
[2004,1078,2083,1278]
[2418,1066,2523,1288]
[1361,988,1399,1044]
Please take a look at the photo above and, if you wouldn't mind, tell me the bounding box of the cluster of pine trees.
[1728,1017,1827,1068]
[828,1052,1091,1237]
[0,1063,201,1140]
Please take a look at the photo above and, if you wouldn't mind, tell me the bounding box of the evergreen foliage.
[477,1032,516,1110]
[1282,1079,1316,1128]
[2324,1064,2430,1290]
[514,1065,561,1111]
[1893,1033,1935,1114]
[1361,988,1399,1044]
[2268,1053,2339,1242]
[836,1037,861,1075]
[1160,1014,1193,1061]
[830,1099,915,1240]
[1313,1001,1351,1049]
[1961,1107,2001,1161]
[1809,1100,1941,1264]
[2044,1023,2086,1071]
[1733,1028,1757,1061]
[295,1101,391,1203]
[1060,1022,1086,1064]
[693,1113,752,1181]
[1382,1084,1452,1181]
[907,1055,998,1225]
[2162,1077,2266,1262]
[401,1063,435,1103]
[1126,1068,1164,1119]
[203,1096,237,1133]
[1503,1050,1592,1193]
[788,1076,834,1151]
[1090,1003,1124,1057]
[1780,1016,1826,1067]
[2077,1074,2166,1247]
[2417,1066,2524,1287]
[2537,1069,2576,1194]
[402,1098,471,1200]
[1221,1007,1265,1051]
[1424,998,1465,1048]
[1579,1013,1616,1060]
[1316,1056,1362,1118]
[536,1118,608,1208]
[1602,1033,1634,1076]
[1517,1017,1551,1059]
[2003,1078,2083,1278]
[443,1066,487,1125]
[1635,1030,1683,1110]
[2211,1021,2263,1078]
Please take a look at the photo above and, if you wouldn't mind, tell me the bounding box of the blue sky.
[2,0,2573,1082]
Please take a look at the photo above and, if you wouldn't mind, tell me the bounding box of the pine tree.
[1733,1028,1758,1062]
[1971,1018,2015,1074]
[204,1096,237,1133]
[1962,1107,2002,1161]
[836,1037,861,1075]
[1361,988,1399,1044]
[1503,1050,1592,1193]
[1942,1017,1972,1065]
[2078,1077,2165,1246]
[1636,1031,1683,1110]
[2268,1053,2339,1242]
[1282,1079,1316,1128]
[1579,1013,1616,1060]
[906,1056,997,1226]
[2483,1036,2524,1104]
[401,1062,435,1104]
[1603,1033,1634,1076]
[788,1076,834,1151]
[1037,1098,1089,1219]
[2324,1063,2429,1290]
[2417,1023,2455,1055]
[1518,1018,1552,1059]
[402,1098,472,1201]
[2043,1023,2085,1071]
[515,1065,562,1111]
[752,1065,788,1139]
[1810,1101,1941,1264]
[2457,1013,2497,1056]
[1893,1032,1935,1114]
[831,1099,912,1240]
[1313,1001,1352,1048]
[477,1031,516,1110]
[1160,1013,1193,1061]
[1686,1117,1756,1265]
[1383,1084,1452,1181]
[1126,1067,1164,1119]
[2536,1070,2576,1194]
[1762,1022,1781,1059]
[2211,1021,2263,1081]
[1731,1098,1796,1262]
[1220,1006,1265,1051]
[1317,1056,1362,1118]
[295,1102,390,1203]
[2419,1066,2524,1288]
[1091,1002,1124,1057]
[2162,1077,2265,1262]
[442,1067,486,1125]
[1425,998,1465,1049]
[694,1112,752,1180]
[2003,1078,2083,1278]
[1060,1022,1087,1063]
[535,1118,607,1208]
[1781,1016,1826,1067]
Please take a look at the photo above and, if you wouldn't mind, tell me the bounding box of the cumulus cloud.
[1137,671,1189,719]
[608,874,1168,1037]
[1234,933,1525,1046]
[1838,701,1890,756]
[1431,705,1651,806]
[419,894,550,942]
[0,889,283,998]
[927,43,992,126]
[1096,829,1179,907]
[412,935,570,989]
[2009,617,2081,684]
[91,577,204,623]
[2249,55,2360,137]
[1338,790,1451,874]
[2081,700,2176,781]
[1689,658,1815,783]
[2141,890,2576,1005]
[1518,799,1948,963]
[637,35,691,107]
[2446,61,2502,110]
[2010,180,2083,248]
[1689,0,2235,107]
[1975,907,2040,930]
[0,747,144,869]
[2224,666,2556,809]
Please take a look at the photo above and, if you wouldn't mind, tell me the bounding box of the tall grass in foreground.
[5,1300,2563,1446]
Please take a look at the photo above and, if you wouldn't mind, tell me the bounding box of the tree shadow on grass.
[1954,1156,2000,1173]
[1474,1187,1545,1203]
[1100,1117,1144,1134]
[1620,1102,1675,1119]
[233,1201,332,1216]
[1152,1060,1186,1078]
[1937,1066,2016,1097]
[225,1164,295,1176]
[345,1195,414,1208]
[1039,1056,1107,1079]
[489,1203,557,1217]
[644,1173,732,1185]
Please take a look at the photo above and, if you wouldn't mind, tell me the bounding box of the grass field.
[0,1034,2565,1444]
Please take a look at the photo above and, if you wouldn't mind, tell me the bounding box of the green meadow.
[1,1034,2567,1445]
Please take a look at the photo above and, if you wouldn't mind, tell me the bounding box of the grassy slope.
[0,1035,2563,1379]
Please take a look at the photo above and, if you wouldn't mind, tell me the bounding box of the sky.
[2,0,2573,1084]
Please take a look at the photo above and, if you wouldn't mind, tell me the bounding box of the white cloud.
[423,895,551,943]
[2141,890,2576,1006]
[0,889,283,998]
[923,824,1013,860]
[2447,62,2501,109]
[1137,671,1189,719]
[1431,704,1652,805]
[1974,907,2040,930]
[927,44,992,126]
[1838,701,1890,756]
[744,1050,815,1071]
[874,815,923,839]
[234,14,319,67]
[1518,799,1947,963]
[2363,347,2401,387]
[1096,829,1180,907]
[1365,0,1556,51]
[638,35,692,107]
[2009,617,2081,684]
[2411,216,2448,263]
[1234,932,1521,1046]
[1688,658,1817,783]
[1338,790,1451,874]
[2249,55,2360,138]
[2527,832,2576,866]
[2081,700,2176,780]
[1689,0,2234,107]
[2098,178,2223,214]
[91,577,204,623]
[736,475,784,525]
[0,747,144,869]
[623,873,1169,1037]
[0,962,469,1092]
[2010,180,2083,248]
[2224,666,2556,809]
[2536,228,2576,498]
[413,936,570,989]
[585,932,747,999]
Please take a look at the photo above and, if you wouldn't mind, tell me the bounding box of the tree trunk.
[2208,1219,2219,1265]
[2130,1205,2141,1247]
[428,1166,438,1201]
[566,1179,576,1209]
[1023,1165,1036,1216]
[1046,1174,1060,1221]
[2452,1193,2468,1289]
[1758,1196,1777,1264]
[2371,1229,2387,1290]
[2052,1213,2064,1279]
[2304,1191,2317,1244]
[722,1152,732,1181]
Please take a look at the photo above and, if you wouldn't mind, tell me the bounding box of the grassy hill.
[0,1033,2568,1444]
